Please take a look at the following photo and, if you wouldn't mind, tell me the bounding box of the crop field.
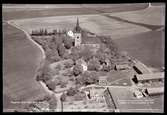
[3,23,47,111]
[114,31,164,68]
[2,3,148,21]
[10,14,150,39]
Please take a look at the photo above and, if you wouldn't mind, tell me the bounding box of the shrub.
[74,92,85,101]
[88,58,101,71]
[64,38,73,49]
[60,81,67,88]
[62,69,73,77]
[73,64,83,76]
[77,71,98,85]
[66,87,77,96]
[80,47,93,62]
[70,47,80,61]
[60,93,66,102]
[57,44,66,57]
[48,94,57,111]
[64,60,74,68]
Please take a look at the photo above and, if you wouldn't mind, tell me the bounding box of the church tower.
[74,18,82,46]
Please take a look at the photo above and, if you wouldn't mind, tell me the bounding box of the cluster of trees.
[60,88,85,102]
[36,59,69,91]
[48,94,57,112]
[87,57,101,71]
[44,36,69,62]
[26,94,57,112]
[73,64,83,76]
[99,36,119,57]
[76,71,98,86]
[36,60,54,83]
[69,47,81,62]
[32,30,75,63]
[66,87,78,96]
[31,28,49,36]
[31,28,68,36]
[79,47,94,62]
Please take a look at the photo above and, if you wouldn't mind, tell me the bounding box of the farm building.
[145,87,164,96]
[115,64,130,71]
[99,76,108,86]
[133,61,151,74]
[133,72,164,83]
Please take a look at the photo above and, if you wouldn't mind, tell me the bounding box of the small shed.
[115,64,130,71]
[146,87,164,96]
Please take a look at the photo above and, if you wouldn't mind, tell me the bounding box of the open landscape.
[3,3,165,112]
[3,22,47,112]
[9,4,164,68]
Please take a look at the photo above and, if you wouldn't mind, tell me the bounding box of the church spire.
[75,17,81,32]
[76,17,79,28]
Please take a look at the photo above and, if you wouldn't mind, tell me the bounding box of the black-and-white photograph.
[2,3,165,112]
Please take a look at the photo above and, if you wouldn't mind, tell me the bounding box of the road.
[54,93,63,112]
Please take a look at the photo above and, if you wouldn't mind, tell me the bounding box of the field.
[114,31,164,68]
[2,3,148,21]
[10,14,150,39]
[3,23,47,111]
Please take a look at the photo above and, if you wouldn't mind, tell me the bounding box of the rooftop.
[146,87,164,95]
[134,72,164,81]
[133,61,151,74]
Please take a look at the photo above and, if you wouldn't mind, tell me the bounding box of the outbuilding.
[115,64,130,71]
[133,61,151,74]
[145,87,164,96]
[133,72,164,83]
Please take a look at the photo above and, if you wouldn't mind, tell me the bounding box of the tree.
[80,47,93,62]
[46,80,56,91]
[90,71,99,83]
[74,92,85,101]
[43,28,48,35]
[70,47,80,61]
[66,87,77,96]
[48,94,57,111]
[63,37,73,49]
[36,61,54,83]
[64,60,74,68]
[77,71,98,85]
[88,58,101,71]
[57,44,66,57]
[60,93,66,102]
[60,82,67,88]
[73,64,83,76]
[95,45,107,64]
[53,36,63,46]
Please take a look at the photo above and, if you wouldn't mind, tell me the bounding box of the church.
[73,18,82,46]
[69,18,101,47]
